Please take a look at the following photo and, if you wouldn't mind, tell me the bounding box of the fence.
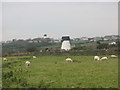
[2,48,119,57]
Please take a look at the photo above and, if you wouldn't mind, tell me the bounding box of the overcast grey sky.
[2,2,118,41]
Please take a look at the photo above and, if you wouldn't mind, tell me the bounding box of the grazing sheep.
[94,56,100,61]
[3,58,8,61]
[100,57,108,61]
[25,61,31,67]
[33,56,37,59]
[111,55,117,58]
[66,58,73,62]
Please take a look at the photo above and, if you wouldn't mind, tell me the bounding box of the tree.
[96,41,101,45]
[26,46,38,52]
[71,46,87,50]
[97,43,108,49]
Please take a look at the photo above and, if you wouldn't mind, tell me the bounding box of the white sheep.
[94,56,100,61]
[111,55,117,58]
[66,58,73,62]
[25,61,31,67]
[33,56,37,59]
[100,57,108,61]
[3,58,8,61]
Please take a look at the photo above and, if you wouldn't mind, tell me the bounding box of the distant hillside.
[2,40,60,53]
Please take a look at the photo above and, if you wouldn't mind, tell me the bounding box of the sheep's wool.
[66,58,72,61]
[61,41,71,51]
[26,61,30,64]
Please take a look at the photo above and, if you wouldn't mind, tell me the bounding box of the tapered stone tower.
[61,36,71,51]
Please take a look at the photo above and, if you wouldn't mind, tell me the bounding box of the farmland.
[2,55,118,88]
[0,58,1,89]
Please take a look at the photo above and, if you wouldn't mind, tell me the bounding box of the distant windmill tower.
[43,34,47,39]
[61,35,71,51]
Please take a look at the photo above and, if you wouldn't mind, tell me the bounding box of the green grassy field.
[2,55,118,88]
[0,58,2,89]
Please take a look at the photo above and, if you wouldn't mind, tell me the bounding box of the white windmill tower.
[61,35,71,51]
[43,34,47,39]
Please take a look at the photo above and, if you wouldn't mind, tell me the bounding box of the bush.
[97,43,108,49]
[3,71,13,79]
[26,46,38,52]
[71,46,87,50]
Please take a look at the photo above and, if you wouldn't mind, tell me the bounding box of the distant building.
[33,40,38,43]
[80,37,88,41]
[104,35,112,40]
[104,35,119,41]
[109,42,117,45]
[6,40,12,43]
[18,39,24,42]
[32,38,42,43]
[93,37,103,41]
[28,41,33,43]
[73,38,80,41]
[111,35,119,40]
[48,39,54,43]
[54,39,60,43]
[26,39,34,43]
[88,38,94,42]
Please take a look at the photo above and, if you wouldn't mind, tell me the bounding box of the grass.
[0,57,2,88]
[2,55,118,88]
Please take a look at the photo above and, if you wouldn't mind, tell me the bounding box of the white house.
[109,42,117,45]
[80,37,88,41]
